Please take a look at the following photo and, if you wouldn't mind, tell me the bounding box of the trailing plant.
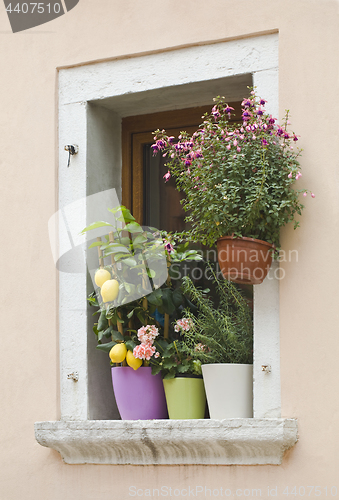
[152,90,314,249]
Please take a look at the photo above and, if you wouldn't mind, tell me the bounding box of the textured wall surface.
[0,0,338,499]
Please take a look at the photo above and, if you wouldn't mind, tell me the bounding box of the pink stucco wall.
[0,0,338,498]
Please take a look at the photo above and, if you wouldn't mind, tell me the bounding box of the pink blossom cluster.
[152,92,301,176]
[174,318,194,333]
[133,325,160,361]
[133,343,157,361]
[137,325,159,344]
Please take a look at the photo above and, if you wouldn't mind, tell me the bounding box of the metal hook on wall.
[64,144,79,167]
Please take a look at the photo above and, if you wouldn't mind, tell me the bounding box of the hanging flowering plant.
[152,90,314,249]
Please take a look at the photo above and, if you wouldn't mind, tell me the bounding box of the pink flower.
[133,343,156,361]
[195,343,204,352]
[137,325,159,345]
[143,344,156,360]
[303,192,307,197]
[164,240,174,254]
[133,344,145,359]
[288,172,293,179]
[174,318,194,333]
[163,171,171,182]
[311,193,315,198]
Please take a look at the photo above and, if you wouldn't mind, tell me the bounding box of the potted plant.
[155,318,206,420]
[83,205,203,419]
[152,90,314,284]
[179,270,254,419]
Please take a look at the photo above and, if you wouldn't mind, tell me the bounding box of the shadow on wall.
[3,0,80,33]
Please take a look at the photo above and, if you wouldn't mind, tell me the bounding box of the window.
[35,33,298,465]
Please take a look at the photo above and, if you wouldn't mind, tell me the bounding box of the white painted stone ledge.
[34,418,298,465]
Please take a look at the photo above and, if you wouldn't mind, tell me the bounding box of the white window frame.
[35,32,298,465]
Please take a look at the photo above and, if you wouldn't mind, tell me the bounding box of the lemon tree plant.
[84,205,203,372]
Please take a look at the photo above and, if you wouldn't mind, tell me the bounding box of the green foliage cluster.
[179,271,253,365]
[153,92,311,249]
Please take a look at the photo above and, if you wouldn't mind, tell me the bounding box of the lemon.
[126,350,142,371]
[109,343,127,363]
[94,268,111,288]
[101,279,119,302]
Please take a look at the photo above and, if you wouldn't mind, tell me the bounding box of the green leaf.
[172,288,184,307]
[112,330,124,341]
[163,358,177,369]
[88,241,107,249]
[147,269,156,279]
[120,257,137,267]
[80,221,112,234]
[177,364,190,373]
[151,364,162,375]
[96,341,116,352]
[146,289,163,307]
[104,326,114,338]
[124,222,143,233]
[125,339,137,351]
[97,310,108,331]
[133,234,148,245]
[161,288,175,315]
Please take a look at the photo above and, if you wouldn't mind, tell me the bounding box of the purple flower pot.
[111,366,168,420]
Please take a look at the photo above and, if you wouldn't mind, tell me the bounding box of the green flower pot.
[163,376,206,419]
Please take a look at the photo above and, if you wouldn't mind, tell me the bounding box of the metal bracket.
[67,372,79,382]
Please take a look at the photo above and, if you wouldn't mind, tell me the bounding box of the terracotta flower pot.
[217,236,274,285]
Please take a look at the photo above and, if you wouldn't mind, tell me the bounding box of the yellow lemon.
[126,350,142,371]
[94,268,111,288]
[109,343,127,363]
[101,279,119,302]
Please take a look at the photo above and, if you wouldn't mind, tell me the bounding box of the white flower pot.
[202,363,253,419]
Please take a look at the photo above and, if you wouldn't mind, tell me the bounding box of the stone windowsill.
[34,418,298,465]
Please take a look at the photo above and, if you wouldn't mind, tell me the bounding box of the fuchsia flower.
[163,171,171,182]
[288,172,293,179]
[311,193,315,198]
[164,239,174,254]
